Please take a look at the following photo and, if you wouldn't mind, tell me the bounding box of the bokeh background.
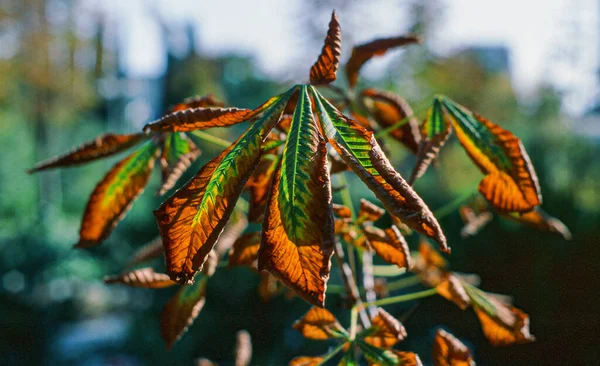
[1,0,599,365]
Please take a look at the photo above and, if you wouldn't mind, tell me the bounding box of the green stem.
[349,307,358,339]
[189,130,232,148]
[433,191,475,219]
[385,275,422,292]
[335,174,358,279]
[355,288,437,309]
[317,342,347,366]
[373,101,431,139]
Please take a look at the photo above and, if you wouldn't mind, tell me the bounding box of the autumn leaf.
[128,237,164,267]
[158,132,201,195]
[289,356,324,366]
[155,90,291,283]
[432,329,475,366]
[459,206,493,239]
[309,10,342,85]
[104,267,176,289]
[161,276,208,349]
[259,86,335,306]
[311,86,448,253]
[228,231,261,268]
[357,199,385,225]
[332,203,353,219]
[435,273,470,310]
[362,226,413,270]
[358,340,422,366]
[442,97,541,212]
[28,132,147,173]
[170,94,224,112]
[361,88,421,153]
[409,97,452,184]
[76,140,158,248]
[346,35,421,89]
[246,155,280,222]
[503,207,572,240]
[292,306,349,340]
[360,308,407,349]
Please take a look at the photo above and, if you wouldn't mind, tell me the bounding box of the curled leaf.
[170,94,224,112]
[76,141,158,248]
[292,306,349,340]
[432,329,475,366]
[358,340,422,366]
[104,267,176,289]
[155,93,290,283]
[309,11,342,85]
[442,97,541,212]
[363,226,412,269]
[361,308,407,349]
[228,231,261,268]
[246,155,279,222]
[259,86,334,306]
[436,273,470,310]
[332,203,353,219]
[235,330,252,366]
[28,133,146,173]
[289,356,324,366]
[158,132,201,195]
[503,207,572,240]
[346,35,421,89]
[161,276,208,349]
[357,199,386,224]
[459,206,493,239]
[361,88,421,153]
[128,237,164,267]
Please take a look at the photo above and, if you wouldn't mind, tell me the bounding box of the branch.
[334,239,371,328]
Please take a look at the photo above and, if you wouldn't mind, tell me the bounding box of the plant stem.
[433,191,475,219]
[361,250,378,318]
[354,288,437,310]
[385,275,422,292]
[317,342,347,366]
[335,174,358,281]
[189,130,232,148]
[373,101,431,138]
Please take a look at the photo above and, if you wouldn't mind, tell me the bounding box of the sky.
[90,0,599,114]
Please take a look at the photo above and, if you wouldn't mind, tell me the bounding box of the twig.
[334,239,371,328]
[361,250,378,318]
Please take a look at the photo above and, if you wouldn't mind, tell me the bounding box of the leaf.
[145,93,283,132]
[435,273,470,310]
[155,90,291,283]
[104,267,176,289]
[361,88,421,153]
[246,155,280,222]
[235,330,252,366]
[170,94,224,112]
[76,141,158,248]
[442,97,541,212]
[361,308,407,349]
[289,356,324,366]
[311,87,448,253]
[503,207,572,240]
[409,98,452,184]
[357,199,386,224]
[339,346,359,366]
[258,272,283,302]
[365,349,423,366]
[292,306,349,340]
[432,329,475,366]
[332,203,353,219]
[228,232,261,268]
[158,132,201,195]
[459,206,493,239]
[259,86,335,306]
[28,133,147,173]
[161,276,208,349]
[309,10,342,85]
[346,35,421,89]
[128,237,164,267]
[463,284,535,346]
[358,340,421,366]
[362,226,412,270]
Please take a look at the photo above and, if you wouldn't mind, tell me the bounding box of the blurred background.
[1,0,599,365]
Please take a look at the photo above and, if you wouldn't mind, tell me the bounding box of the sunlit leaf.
[361,88,421,153]
[432,329,475,366]
[246,155,280,222]
[228,231,261,268]
[442,97,541,212]
[332,203,353,219]
[361,308,407,349]
[309,10,342,85]
[155,91,291,283]
[459,206,493,239]
[409,98,452,184]
[161,276,208,349]
[128,236,164,267]
[363,226,412,270]
[435,273,470,310]
[104,267,176,289]
[289,356,324,366]
[292,306,349,340]
[170,94,224,112]
[28,132,147,173]
[76,141,158,248]
[235,330,252,366]
[346,35,421,89]
[358,340,421,366]
[259,86,335,306]
[214,209,249,257]
[503,207,572,240]
[312,87,448,253]
[357,199,385,224]
[158,132,201,195]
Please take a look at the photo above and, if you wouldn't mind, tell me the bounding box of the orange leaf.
[332,203,353,219]
[157,133,201,196]
[128,237,164,267]
[363,225,412,269]
[432,329,475,366]
[361,88,421,153]
[346,35,421,89]
[228,232,261,268]
[289,356,324,366]
[104,267,176,289]
[169,94,224,112]
[246,155,279,222]
[503,207,572,240]
[76,141,158,248]
[292,306,348,340]
[309,11,342,85]
[28,132,146,173]
[357,199,386,224]
[362,308,407,349]
[435,273,470,310]
[370,351,423,366]
[161,276,208,349]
